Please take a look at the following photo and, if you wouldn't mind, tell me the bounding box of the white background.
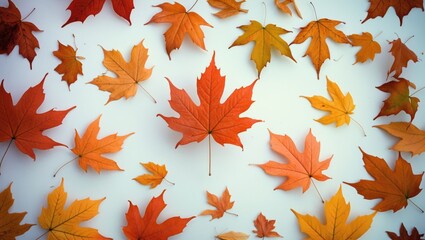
[1,0,424,239]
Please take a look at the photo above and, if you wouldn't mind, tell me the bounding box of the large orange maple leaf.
[123,190,194,240]
[0,75,75,173]
[345,148,423,212]
[145,2,212,59]
[362,0,424,26]
[158,52,260,175]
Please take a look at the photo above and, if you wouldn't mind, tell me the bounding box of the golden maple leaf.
[133,162,174,188]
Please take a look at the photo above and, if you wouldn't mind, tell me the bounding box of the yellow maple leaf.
[37,179,110,239]
[90,40,153,104]
[133,162,174,188]
[302,76,355,127]
[292,186,376,240]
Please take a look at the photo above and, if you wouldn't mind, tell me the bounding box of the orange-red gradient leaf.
[53,41,84,88]
[253,212,282,238]
[200,187,235,220]
[362,0,424,26]
[387,38,418,79]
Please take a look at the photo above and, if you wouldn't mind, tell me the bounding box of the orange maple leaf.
[275,0,302,18]
[290,18,350,79]
[253,212,282,238]
[0,184,33,239]
[37,179,110,239]
[362,0,424,26]
[158,52,260,175]
[216,231,249,239]
[53,40,84,89]
[387,223,424,240]
[123,190,194,240]
[375,122,425,156]
[292,186,376,240]
[229,20,296,77]
[133,162,174,188]
[257,129,332,194]
[348,32,381,64]
[374,78,419,122]
[207,0,248,18]
[0,75,75,173]
[387,38,418,79]
[200,187,236,220]
[145,2,212,59]
[345,148,423,212]
[90,41,154,104]
[68,115,134,173]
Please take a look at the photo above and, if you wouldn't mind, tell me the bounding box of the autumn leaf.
[133,162,174,188]
[257,129,332,196]
[67,115,134,174]
[253,213,282,238]
[302,77,355,127]
[374,78,419,122]
[62,0,135,27]
[53,40,84,89]
[200,187,236,220]
[292,186,376,240]
[158,52,260,175]
[387,223,424,240]
[207,0,248,18]
[375,122,425,156]
[362,0,424,26]
[345,148,423,212]
[275,0,302,18]
[122,190,194,240]
[348,32,381,64]
[216,231,249,240]
[290,18,350,79]
[0,0,41,68]
[0,183,33,239]
[145,2,212,59]
[0,75,75,173]
[89,41,154,104]
[37,178,110,239]
[387,38,418,79]
[229,20,296,77]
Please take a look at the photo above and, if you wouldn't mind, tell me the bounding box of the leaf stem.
[225,211,239,217]
[310,2,318,20]
[22,8,35,21]
[350,116,367,137]
[408,198,424,213]
[53,156,78,177]
[208,134,212,176]
[311,179,324,203]
[187,0,199,12]
[0,139,13,175]
[72,34,78,51]
[262,2,267,26]
[410,85,425,97]
[374,31,383,39]
[404,35,414,44]
[164,177,175,186]
[137,83,157,103]
[35,231,48,240]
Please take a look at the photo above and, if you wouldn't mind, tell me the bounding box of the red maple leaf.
[362,0,424,26]
[122,190,194,240]
[62,0,135,27]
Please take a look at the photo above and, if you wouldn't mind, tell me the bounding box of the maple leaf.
[362,0,424,26]
[292,186,376,240]
[62,0,135,27]
[122,190,194,240]
[229,20,296,77]
[257,129,332,193]
[348,32,381,64]
[0,75,75,173]
[345,148,423,212]
[133,162,174,188]
[387,223,425,240]
[302,77,355,127]
[0,0,41,68]
[89,41,154,104]
[207,0,248,18]
[253,212,282,238]
[290,18,350,79]
[387,38,418,79]
[53,40,84,89]
[145,2,212,59]
[200,187,236,220]
[374,78,419,122]
[37,178,110,239]
[375,122,425,156]
[0,183,33,239]
[158,52,260,175]
[216,231,249,240]
[70,115,134,173]
[275,0,302,18]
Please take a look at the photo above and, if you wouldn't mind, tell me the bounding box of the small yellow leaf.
[133,162,170,188]
[216,231,249,240]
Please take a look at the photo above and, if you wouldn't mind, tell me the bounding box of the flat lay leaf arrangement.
[0,0,424,239]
